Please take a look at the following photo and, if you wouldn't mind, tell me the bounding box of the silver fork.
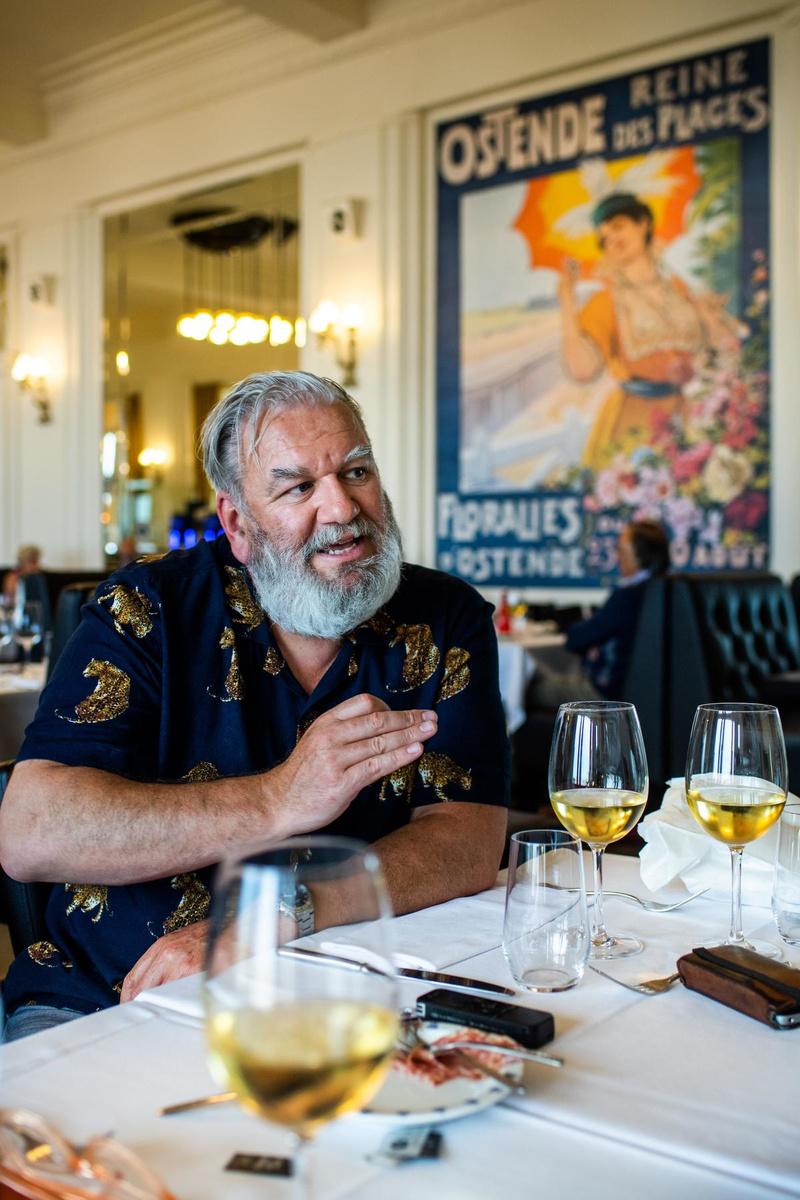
[595,888,709,913]
[588,963,680,995]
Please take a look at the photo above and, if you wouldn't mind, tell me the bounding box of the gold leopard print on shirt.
[224,566,264,631]
[98,584,155,637]
[162,873,210,934]
[207,627,243,702]
[64,884,110,923]
[57,660,130,723]
[389,624,440,691]
[379,750,472,804]
[436,647,471,702]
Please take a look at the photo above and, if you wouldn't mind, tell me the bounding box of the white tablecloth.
[0,664,44,759]
[1,856,798,1199]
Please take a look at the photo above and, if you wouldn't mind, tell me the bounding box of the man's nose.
[316,475,360,524]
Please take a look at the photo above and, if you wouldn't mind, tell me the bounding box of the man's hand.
[120,919,209,1003]
[268,693,437,838]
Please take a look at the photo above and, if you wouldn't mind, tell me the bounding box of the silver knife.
[278,944,515,996]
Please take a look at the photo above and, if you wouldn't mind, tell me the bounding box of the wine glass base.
[590,934,643,960]
[719,937,784,961]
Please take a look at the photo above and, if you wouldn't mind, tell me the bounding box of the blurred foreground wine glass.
[549,701,649,959]
[203,837,398,1197]
[686,703,787,954]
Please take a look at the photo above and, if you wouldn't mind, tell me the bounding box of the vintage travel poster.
[435,39,770,586]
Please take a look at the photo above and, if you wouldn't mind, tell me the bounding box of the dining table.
[496,622,571,733]
[1,853,798,1199]
[0,664,44,761]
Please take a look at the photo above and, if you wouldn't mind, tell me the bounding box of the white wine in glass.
[549,702,649,959]
[550,788,647,847]
[204,837,398,1197]
[685,703,787,953]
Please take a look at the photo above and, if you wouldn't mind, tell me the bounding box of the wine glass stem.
[590,845,610,947]
[294,1133,314,1200]
[728,846,745,945]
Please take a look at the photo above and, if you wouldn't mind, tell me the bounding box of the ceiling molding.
[0,0,527,162]
[0,72,46,145]
[238,0,367,41]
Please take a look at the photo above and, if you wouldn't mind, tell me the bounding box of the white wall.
[0,0,797,581]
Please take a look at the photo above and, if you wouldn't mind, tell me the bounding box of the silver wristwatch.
[279,882,315,938]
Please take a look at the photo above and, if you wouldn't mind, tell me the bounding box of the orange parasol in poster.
[512,147,702,275]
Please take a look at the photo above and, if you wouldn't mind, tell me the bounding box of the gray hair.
[200,371,367,504]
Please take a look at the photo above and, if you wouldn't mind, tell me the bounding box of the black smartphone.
[415,988,555,1049]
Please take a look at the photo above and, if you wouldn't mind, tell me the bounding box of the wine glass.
[13,601,44,673]
[549,701,649,959]
[685,703,787,954]
[203,836,398,1197]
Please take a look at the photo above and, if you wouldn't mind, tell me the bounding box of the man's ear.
[217,493,252,565]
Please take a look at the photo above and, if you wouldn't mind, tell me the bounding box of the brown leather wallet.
[677,945,800,1028]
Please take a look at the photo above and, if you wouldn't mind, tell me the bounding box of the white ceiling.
[0,0,368,144]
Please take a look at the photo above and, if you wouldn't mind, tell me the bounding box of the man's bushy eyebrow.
[268,444,374,487]
[343,444,373,463]
[270,465,307,481]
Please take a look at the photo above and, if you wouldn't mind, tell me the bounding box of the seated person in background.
[2,544,44,607]
[115,535,138,567]
[0,371,509,1040]
[526,519,670,707]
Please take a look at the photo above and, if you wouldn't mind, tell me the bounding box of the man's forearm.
[0,697,439,886]
[312,803,506,931]
[0,759,286,885]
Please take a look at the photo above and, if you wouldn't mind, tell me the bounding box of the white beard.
[246,496,403,639]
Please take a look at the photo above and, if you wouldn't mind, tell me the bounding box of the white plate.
[360,1021,523,1125]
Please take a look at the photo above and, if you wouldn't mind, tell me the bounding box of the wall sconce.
[137,446,168,485]
[308,300,362,388]
[10,353,52,424]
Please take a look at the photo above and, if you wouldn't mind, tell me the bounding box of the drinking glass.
[0,604,15,663]
[203,836,398,1198]
[686,703,787,953]
[13,601,44,672]
[772,802,800,946]
[503,829,589,991]
[549,701,649,958]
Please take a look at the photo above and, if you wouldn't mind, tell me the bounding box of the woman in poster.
[558,192,740,469]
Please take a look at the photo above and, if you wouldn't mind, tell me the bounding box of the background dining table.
[0,664,44,761]
[1,854,798,1199]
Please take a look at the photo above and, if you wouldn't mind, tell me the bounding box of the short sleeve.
[18,578,162,780]
[401,588,510,812]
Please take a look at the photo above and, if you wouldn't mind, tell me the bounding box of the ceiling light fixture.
[173,209,300,348]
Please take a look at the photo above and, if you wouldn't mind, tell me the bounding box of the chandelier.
[173,210,305,348]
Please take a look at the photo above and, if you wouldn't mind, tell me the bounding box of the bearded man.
[0,372,509,1039]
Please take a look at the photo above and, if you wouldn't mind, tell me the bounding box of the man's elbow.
[0,773,52,881]
[0,803,49,880]
[0,832,44,882]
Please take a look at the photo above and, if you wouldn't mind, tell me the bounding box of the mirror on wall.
[101,164,300,562]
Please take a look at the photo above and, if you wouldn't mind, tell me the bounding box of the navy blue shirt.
[3,538,509,1015]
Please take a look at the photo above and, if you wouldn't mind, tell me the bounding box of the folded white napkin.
[638,778,790,906]
[314,885,507,971]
